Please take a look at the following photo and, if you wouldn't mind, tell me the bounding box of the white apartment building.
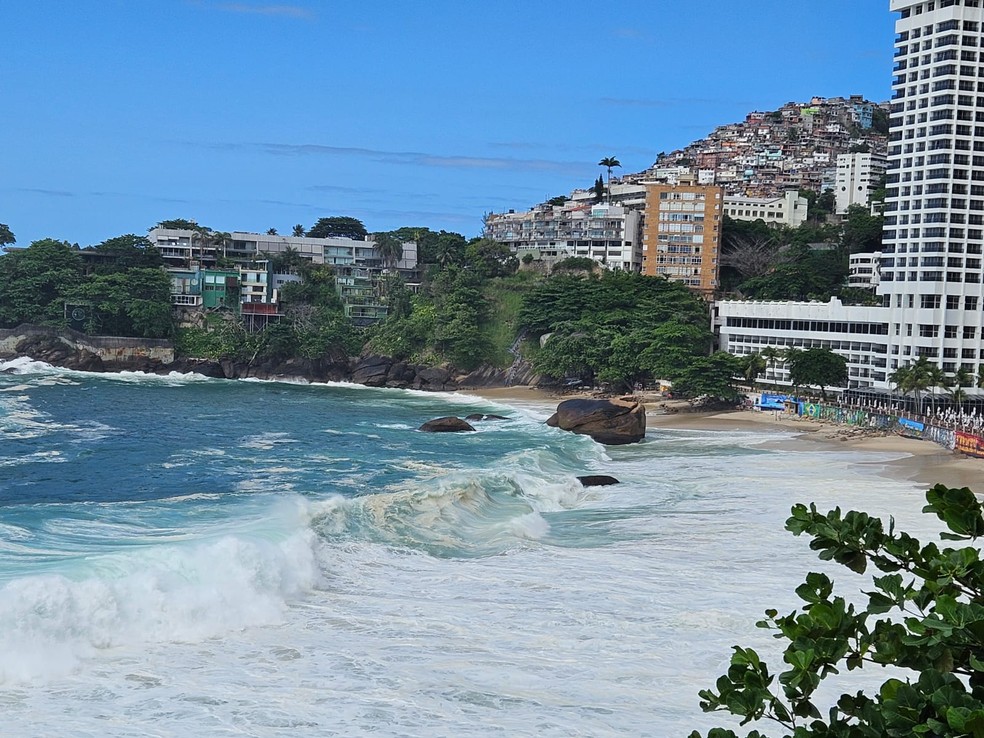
[484,203,643,271]
[848,251,883,288]
[147,229,418,272]
[723,191,810,228]
[714,0,984,391]
[834,152,887,214]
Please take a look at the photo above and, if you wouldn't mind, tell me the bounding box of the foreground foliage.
[691,484,984,738]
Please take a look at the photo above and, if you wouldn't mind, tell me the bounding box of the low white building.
[723,191,809,228]
[714,297,891,389]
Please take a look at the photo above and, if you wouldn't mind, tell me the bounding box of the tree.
[740,353,767,385]
[292,224,306,237]
[0,239,84,327]
[841,205,883,254]
[72,268,174,338]
[307,217,367,241]
[266,227,278,235]
[592,176,606,203]
[691,484,984,738]
[88,234,164,274]
[760,347,782,388]
[787,347,847,399]
[671,352,743,403]
[153,219,202,231]
[374,232,404,269]
[598,157,621,204]
[464,237,517,278]
[0,223,14,249]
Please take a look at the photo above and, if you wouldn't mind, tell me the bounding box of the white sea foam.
[0,498,322,684]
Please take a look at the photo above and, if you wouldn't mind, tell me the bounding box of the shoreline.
[461,385,983,493]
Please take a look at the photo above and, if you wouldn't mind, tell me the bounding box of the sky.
[1,1,895,247]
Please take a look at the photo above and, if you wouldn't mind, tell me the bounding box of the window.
[966,295,980,309]
[921,294,942,308]
[947,294,961,308]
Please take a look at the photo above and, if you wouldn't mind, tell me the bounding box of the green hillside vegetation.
[721,201,883,303]
[517,271,738,395]
[0,237,174,338]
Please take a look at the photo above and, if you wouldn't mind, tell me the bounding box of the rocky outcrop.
[418,416,476,433]
[351,355,454,391]
[576,475,620,487]
[546,397,646,445]
[1,324,547,392]
[10,334,106,372]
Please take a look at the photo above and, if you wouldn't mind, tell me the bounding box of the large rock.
[546,397,646,445]
[418,416,476,433]
[352,355,393,386]
[576,475,620,487]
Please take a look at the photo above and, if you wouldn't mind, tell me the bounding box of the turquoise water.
[0,358,937,736]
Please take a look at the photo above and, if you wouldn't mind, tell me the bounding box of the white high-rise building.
[882,0,984,378]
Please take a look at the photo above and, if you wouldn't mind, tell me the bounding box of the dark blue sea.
[0,358,934,736]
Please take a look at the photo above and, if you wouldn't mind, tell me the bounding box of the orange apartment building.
[642,183,724,298]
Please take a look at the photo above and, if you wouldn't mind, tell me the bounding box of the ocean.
[0,358,941,737]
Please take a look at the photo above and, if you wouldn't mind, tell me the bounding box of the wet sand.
[460,387,983,492]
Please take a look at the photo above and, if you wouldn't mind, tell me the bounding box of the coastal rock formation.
[418,416,476,433]
[546,397,646,445]
[1,324,543,393]
[352,355,454,391]
[12,334,106,372]
[576,475,620,487]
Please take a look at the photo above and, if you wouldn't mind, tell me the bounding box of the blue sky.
[1,1,893,246]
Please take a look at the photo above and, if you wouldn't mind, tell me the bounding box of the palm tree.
[741,353,767,386]
[374,233,403,270]
[760,346,781,387]
[292,224,306,237]
[889,364,914,413]
[908,356,935,417]
[598,156,621,205]
[925,363,947,417]
[780,347,802,393]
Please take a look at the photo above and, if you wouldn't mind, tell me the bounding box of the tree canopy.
[787,347,848,398]
[0,223,14,248]
[0,239,84,327]
[692,484,984,738]
[518,272,714,392]
[307,216,368,241]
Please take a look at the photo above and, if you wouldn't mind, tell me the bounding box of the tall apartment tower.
[642,183,724,298]
[882,0,984,378]
[835,151,887,214]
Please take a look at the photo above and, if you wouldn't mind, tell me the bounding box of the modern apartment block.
[642,184,724,297]
[834,151,887,214]
[483,203,643,271]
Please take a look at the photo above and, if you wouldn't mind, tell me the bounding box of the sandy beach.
[462,386,984,492]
